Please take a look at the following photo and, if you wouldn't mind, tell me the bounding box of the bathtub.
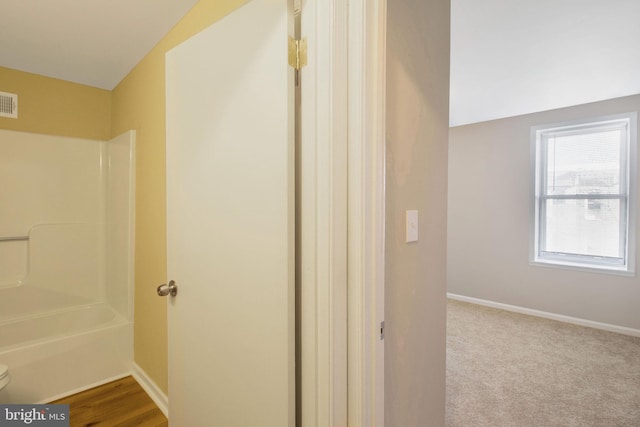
[0,302,132,404]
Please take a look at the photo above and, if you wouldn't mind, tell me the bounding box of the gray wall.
[448,94,640,330]
[386,0,450,425]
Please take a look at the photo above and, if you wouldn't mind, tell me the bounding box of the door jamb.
[347,1,387,426]
[299,0,348,425]
[300,0,387,426]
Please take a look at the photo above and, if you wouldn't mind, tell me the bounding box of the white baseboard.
[447,293,640,338]
[132,362,169,418]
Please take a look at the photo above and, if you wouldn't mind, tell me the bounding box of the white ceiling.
[450,0,640,126]
[0,0,198,90]
[2,0,639,119]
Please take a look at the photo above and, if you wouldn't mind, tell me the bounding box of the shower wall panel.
[0,129,104,294]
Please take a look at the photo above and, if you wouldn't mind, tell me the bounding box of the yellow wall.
[0,67,111,140]
[111,0,249,393]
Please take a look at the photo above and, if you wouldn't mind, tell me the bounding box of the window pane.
[544,198,622,258]
[545,129,622,196]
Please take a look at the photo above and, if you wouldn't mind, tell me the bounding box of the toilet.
[0,364,10,391]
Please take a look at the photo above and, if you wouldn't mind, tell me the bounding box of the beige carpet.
[446,299,640,426]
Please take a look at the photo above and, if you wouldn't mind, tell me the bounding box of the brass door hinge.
[288,37,307,70]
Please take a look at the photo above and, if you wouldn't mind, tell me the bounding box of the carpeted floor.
[446,299,640,427]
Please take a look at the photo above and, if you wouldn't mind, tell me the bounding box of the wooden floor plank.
[51,376,168,427]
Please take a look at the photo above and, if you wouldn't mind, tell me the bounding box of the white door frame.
[299,0,348,425]
[347,1,387,425]
[300,0,386,426]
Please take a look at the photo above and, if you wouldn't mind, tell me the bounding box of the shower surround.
[0,129,134,403]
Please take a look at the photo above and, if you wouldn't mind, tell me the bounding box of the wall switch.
[406,210,418,242]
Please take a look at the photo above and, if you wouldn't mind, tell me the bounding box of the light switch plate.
[406,210,418,242]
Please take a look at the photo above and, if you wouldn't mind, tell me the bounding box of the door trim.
[300,0,386,426]
[347,0,387,426]
[299,0,348,425]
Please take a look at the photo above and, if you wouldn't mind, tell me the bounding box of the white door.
[165,1,294,425]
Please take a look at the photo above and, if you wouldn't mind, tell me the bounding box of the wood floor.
[51,376,168,427]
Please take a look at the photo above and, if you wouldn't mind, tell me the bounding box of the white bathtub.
[0,303,132,404]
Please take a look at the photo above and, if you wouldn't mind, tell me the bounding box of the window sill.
[530,258,636,277]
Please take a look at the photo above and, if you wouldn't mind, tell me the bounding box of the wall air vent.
[0,91,18,118]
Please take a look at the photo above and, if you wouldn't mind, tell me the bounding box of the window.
[531,113,637,274]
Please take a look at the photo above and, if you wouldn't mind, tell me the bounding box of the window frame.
[530,112,638,275]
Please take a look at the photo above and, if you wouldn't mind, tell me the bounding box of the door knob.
[157,280,178,297]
